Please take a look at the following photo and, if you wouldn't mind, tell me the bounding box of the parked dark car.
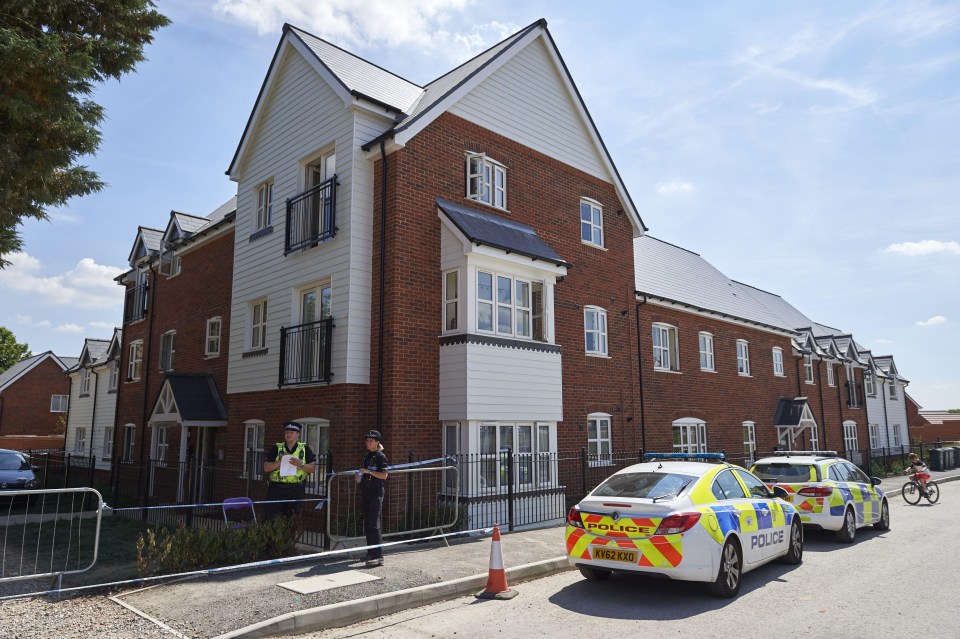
[0,449,40,502]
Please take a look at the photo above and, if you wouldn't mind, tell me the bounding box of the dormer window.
[466,152,506,209]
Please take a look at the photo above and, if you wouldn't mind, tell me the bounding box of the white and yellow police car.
[750,451,889,543]
[566,453,803,598]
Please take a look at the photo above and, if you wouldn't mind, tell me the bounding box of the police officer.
[263,422,316,520]
[357,429,388,566]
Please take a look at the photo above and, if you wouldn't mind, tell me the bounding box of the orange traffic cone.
[476,525,518,600]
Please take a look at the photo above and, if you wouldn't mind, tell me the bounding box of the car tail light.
[567,506,584,529]
[654,512,701,535]
[797,486,833,498]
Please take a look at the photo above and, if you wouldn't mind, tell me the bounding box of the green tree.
[0,326,31,373]
[0,1,170,267]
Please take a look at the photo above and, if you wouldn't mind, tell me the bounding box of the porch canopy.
[773,397,817,444]
[149,372,227,427]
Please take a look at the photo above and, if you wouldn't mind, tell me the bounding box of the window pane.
[478,302,493,331]
[588,420,598,439]
[580,202,591,221]
[516,309,530,337]
[585,311,597,331]
[446,271,457,300]
[500,425,513,451]
[518,425,532,453]
[480,426,496,454]
[581,222,591,242]
[446,302,458,330]
[477,272,492,301]
[498,306,512,333]
[497,276,511,304]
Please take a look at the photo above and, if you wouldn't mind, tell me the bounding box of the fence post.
[324,449,334,551]
[64,453,72,489]
[140,458,151,521]
[245,449,253,497]
[406,451,414,533]
[580,447,588,500]
[43,452,50,489]
[88,452,96,487]
[506,447,514,532]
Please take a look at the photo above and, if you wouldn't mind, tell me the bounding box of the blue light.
[643,452,726,460]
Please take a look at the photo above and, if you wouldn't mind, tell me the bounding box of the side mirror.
[871,477,882,486]
[773,486,789,499]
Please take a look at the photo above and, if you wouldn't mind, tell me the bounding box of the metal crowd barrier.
[0,487,104,590]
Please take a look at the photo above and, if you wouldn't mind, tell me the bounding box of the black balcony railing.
[285,176,337,254]
[846,381,861,408]
[123,282,149,323]
[279,317,334,386]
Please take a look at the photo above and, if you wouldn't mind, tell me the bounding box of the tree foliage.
[0,1,170,267]
[0,326,31,373]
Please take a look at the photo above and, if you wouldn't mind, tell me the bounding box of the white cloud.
[55,324,85,334]
[657,181,694,195]
[0,253,125,310]
[916,315,947,327]
[213,0,516,61]
[88,321,117,330]
[12,314,51,328]
[884,240,960,256]
[873,338,894,345]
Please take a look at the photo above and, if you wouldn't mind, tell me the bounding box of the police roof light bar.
[772,450,838,457]
[643,452,726,460]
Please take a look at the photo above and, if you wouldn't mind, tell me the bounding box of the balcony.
[285,176,337,255]
[123,282,149,323]
[846,381,861,408]
[279,318,334,386]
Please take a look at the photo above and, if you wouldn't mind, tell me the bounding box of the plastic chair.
[222,497,256,529]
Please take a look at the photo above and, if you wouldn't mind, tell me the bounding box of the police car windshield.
[593,472,695,500]
[752,463,814,483]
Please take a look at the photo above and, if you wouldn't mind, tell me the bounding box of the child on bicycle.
[907,453,931,496]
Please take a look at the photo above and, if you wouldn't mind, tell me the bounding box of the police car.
[566,453,803,597]
[750,451,889,543]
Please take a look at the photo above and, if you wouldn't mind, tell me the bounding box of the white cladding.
[448,38,608,182]
[64,364,118,469]
[228,45,387,394]
[439,341,563,422]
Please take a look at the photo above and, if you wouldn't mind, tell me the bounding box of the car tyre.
[779,519,803,565]
[578,566,611,581]
[706,539,742,598]
[872,500,890,530]
[835,507,856,543]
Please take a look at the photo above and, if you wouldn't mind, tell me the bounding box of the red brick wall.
[0,358,70,438]
[372,112,640,455]
[115,229,234,464]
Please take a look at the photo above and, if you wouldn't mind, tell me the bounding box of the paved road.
[293,482,957,639]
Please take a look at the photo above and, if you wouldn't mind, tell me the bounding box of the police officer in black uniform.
[357,429,388,566]
[263,422,316,520]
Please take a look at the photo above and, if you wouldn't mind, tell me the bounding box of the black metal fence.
[123,282,148,323]
[279,318,334,386]
[285,176,337,254]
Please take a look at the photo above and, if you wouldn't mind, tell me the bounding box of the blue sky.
[1,1,957,409]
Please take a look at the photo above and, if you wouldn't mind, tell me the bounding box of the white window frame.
[475,270,537,339]
[843,420,859,453]
[108,361,119,390]
[743,421,756,465]
[587,414,612,466]
[826,362,836,387]
[443,269,459,333]
[580,198,604,248]
[103,425,114,459]
[205,317,222,357]
[865,370,876,396]
[478,422,552,491]
[123,424,136,462]
[244,420,266,479]
[888,381,898,400]
[652,323,679,372]
[74,427,87,453]
[868,423,879,449]
[152,425,169,463]
[256,180,273,230]
[584,306,608,357]
[846,363,859,407]
[803,354,814,384]
[699,332,715,371]
[673,418,707,453]
[736,340,750,376]
[292,418,330,495]
[466,152,506,209]
[250,298,268,350]
[80,368,91,395]
[128,341,143,381]
[892,424,901,447]
[159,331,176,372]
[50,395,69,412]
[772,347,784,376]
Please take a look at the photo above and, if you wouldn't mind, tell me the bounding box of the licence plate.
[782,495,793,503]
[593,547,637,563]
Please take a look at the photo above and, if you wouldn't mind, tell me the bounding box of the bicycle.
[902,472,939,505]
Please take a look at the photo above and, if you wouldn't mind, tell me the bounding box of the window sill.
[249,225,274,242]
[204,354,221,359]
[654,368,681,374]
[464,196,509,214]
[774,373,785,377]
[700,368,716,373]
[242,348,269,359]
[581,240,607,251]
[805,381,816,385]
[738,373,752,378]
[586,352,610,359]
[79,393,90,398]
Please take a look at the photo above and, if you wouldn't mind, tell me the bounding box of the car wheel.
[706,539,742,598]
[835,507,856,543]
[873,500,890,530]
[578,566,612,581]
[779,519,803,565]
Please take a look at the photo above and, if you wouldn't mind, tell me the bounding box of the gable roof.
[127,226,164,266]
[151,373,228,427]
[437,197,568,267]
[0,351,71,393]
[228,20,646,235]
[69,338,110,372]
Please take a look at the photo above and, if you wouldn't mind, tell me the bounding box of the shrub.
[136,515,302,577]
